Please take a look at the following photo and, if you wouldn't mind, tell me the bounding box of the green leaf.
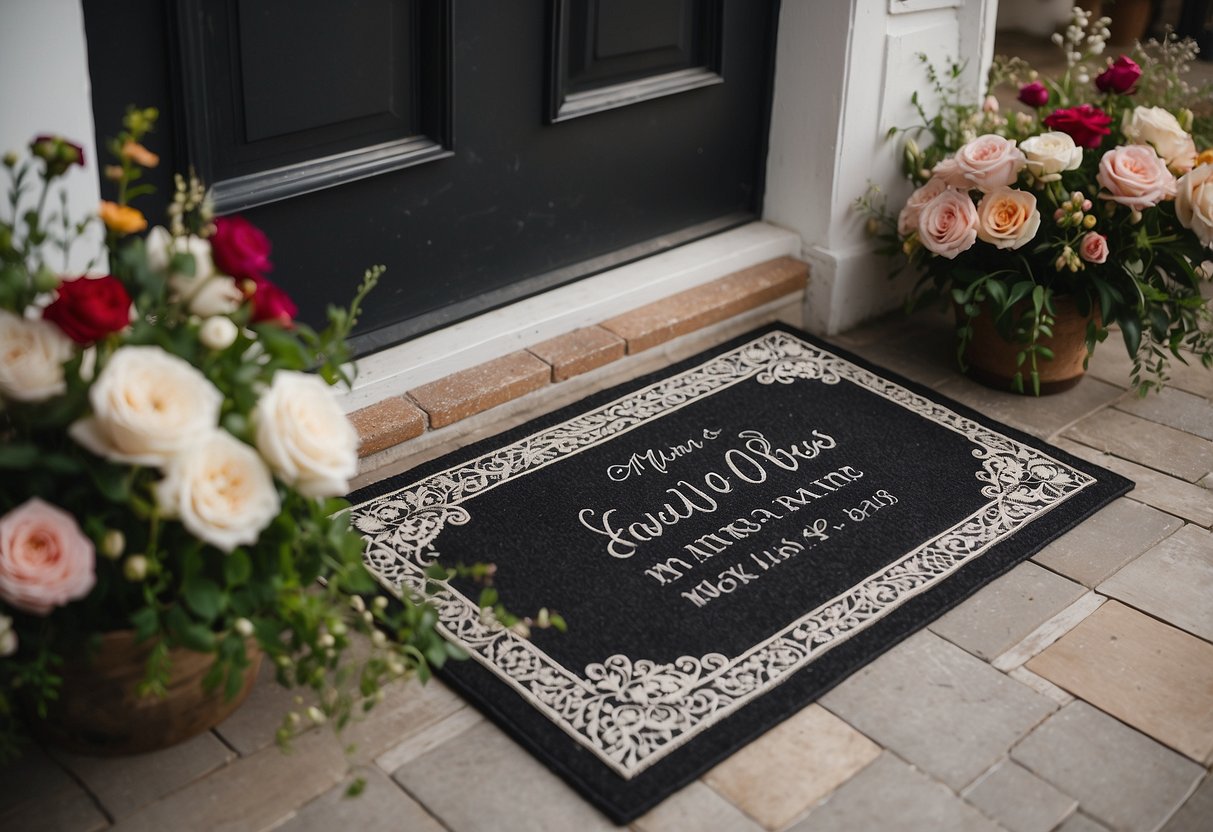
[183,576,225,621]
[130,606,159,641]
[0,443,38,468]
[478,587,498,609]
[1119,315,1142,357]
[224,550,252,586]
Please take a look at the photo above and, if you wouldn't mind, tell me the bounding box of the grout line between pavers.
[991,591,1106,672]
[42,745,116,827]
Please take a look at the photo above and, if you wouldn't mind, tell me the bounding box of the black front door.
[84,1,777,353]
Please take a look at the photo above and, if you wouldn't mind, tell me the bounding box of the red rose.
[1017,82,1049,108]
[248,275,297,326]
[1043,104,1113,149]
[42,275,132,344]
[1095,55,1141,94]
[211,216,273,281]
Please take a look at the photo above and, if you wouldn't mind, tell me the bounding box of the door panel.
[83,1,776,354]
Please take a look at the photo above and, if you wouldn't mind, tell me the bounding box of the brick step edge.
[347,256,808,458]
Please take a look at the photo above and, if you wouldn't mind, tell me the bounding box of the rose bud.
[1018,82,1049,108]
[1095,55,1142,94]
[29,135,85,177]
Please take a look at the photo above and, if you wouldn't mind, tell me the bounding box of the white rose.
[253,371,358,498]
[146,226,244,316]
[1177,164,1213,248]
[1019,132,1083,182]
[199,316,238,350]
[154,430,281,553]
[0,310,75,402]
[69,345,223,466]
[1122,107,1198,174]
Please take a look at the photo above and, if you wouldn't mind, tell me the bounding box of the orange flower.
[98,200,147,236]
[120,140,159,168]
[1197,149,1213,168]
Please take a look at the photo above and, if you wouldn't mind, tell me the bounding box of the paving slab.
[1032,498,1184,587]
[818,631,1056,790]
[53,729,233,820]
[827,312,957,389]
[634,780,763,832]
[929,561,1087,661]
[1087,345,1213,398]
[0,784,108,832]
[1056,439,1213,527]
[1062,408,1213,482]
[391,719,616,832]
[0,744,77,814]
[213,657,316,755]
[1027,601,1213,763]
[1054,812,1113,832]
[788,752,1003,832]
[991,592,1106,672]
[702,704,881,830]
[275,767,445,832]
[1096,524,1213,642]
[1160,774,1213,832]
[1117,387,1213,441]
[109,725,349,832]
[963,758,1077,832]
[1011,701,1204,831]
[933,376,1124,439]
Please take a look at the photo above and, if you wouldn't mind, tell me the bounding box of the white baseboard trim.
[336,221,802,413]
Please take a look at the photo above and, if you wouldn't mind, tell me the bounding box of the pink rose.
[953,134,1026,191]
[1095,56,1141,94]
[930,157,970,189]
[976,187,1041,250]
[917,189,979,259]
[898,178,950,236]
[211,216,273,282]
[1018,82,1049,108]
[0,498,95,615]
[248,275,298,326]
[1080,232,1109,264]
[1097,145,1178,210]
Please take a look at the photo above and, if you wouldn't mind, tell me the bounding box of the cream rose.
[154,430,281,552]
[253,371,358,498]
[0,498,95,615]
[1097,145,1177,210]
[976,187,1041,250]
[1080,232,1110,264]
[0,310,75,402]
[917,189,979,259]
[1019,132,1083,182]
[147,226,244,317]
[952,134,1026,191]
[70,345,223,466]
[1176,164,1213,248]
[897,178,950,236]
[1122,107,1198,173]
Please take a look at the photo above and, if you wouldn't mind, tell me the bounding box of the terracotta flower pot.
[958,296,1096,395]
[35,630,262,756]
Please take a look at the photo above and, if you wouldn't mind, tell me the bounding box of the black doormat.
[348,323,1131,824]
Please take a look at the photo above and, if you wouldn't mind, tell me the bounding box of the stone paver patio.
[4,304,1212,832]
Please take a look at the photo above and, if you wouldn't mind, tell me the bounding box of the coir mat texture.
[347,323,1131,824]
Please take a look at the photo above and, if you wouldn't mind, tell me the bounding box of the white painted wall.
[764,0,999,335]
[0,0,103,275]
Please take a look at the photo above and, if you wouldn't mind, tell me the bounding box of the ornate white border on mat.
[349,330,1094,778]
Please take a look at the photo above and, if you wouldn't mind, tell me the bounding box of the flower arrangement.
[859,8,1213,394]
[0,110,557,759]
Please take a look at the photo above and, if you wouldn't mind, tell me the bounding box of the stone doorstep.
[346,256,808,461]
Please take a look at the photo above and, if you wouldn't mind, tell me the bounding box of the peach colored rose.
[1080,232,1109,263]
[98,201,147,236]
[897,178,950,236]
[917,189,979,259]
[1176,164,1213,248]
[952,134,1026,191]
[1096,145,1177,210]
[976,187,1041,250]
[0,498,95,615]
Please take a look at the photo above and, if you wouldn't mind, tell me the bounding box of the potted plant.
[0,110,554,759]
[859,6,1213,395]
